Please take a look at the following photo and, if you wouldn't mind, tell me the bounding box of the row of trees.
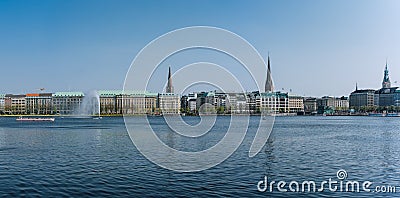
[351,105,400,113]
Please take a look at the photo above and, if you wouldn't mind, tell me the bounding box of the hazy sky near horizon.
[0,0,399,97]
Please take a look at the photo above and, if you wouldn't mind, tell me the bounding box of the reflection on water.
[0,116,399,197]
[0,127,4,148]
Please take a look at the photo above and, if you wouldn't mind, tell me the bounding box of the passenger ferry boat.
[368,112,400,117]
[16,117,55,122]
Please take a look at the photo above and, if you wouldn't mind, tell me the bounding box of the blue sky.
[0,0,399,96]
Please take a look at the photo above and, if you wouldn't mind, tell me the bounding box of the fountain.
[74,90,101,118]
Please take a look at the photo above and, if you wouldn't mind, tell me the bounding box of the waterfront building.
[115,91,157,114]
[288,94,304,113]
[317,96,349,114]
[373,62,398,107]
[187,93,198,113]
[116,91,141,114]
[185,91,257,115]
[350,61,399,111]
[5,94,26,115]
[145,92,158,114]
[374,88,397,107]
[195,92,217,114]
[52,92,84,114]
[225,93,248,114]
[257,56,290,114]
[349,88,375,109]
[215,92,227,110]
[159,67,180,114]
[98,90,157,115]
[186,93,198,113]
[335,96,349,111]
[205,91,217,108]
[394,90,400,108]
[25,93,53,115]
[303,97,317,114]
[98,90,119,114]
[0,94,5,114]
[195,92,207,111]
[180,95,188,112]
[256,92,288,114]
[206,91,228,113]
[158,93,180,114]
[246,91,259,114]
[195,92,219,114]
[192,91,253,114]
[205,91,228,112]
[181,93,199,114]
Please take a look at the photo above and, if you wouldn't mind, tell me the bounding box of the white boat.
[368,112,400,117]
[368,113,385,117]
[16,117,55,122]
[386,113,400,117]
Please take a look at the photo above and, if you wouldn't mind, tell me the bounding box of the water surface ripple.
[0,116,399,197]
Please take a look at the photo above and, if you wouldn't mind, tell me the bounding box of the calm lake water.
[0,116,399,197]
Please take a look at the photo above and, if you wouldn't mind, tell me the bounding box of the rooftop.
[53,92,85,97]
[351,89,376,94]
[97,90,158,97]
[26,93,53,98]
[259,92,288,97]
[97,90,124,96]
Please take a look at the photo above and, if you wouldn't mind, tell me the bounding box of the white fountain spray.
[75,90,101,118]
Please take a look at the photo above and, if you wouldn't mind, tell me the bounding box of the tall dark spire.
[166,66,174,93]
[382,60,391,89]
[355,82,358,91]
[264,53,274,92]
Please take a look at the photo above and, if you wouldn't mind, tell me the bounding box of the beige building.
[158,93,180,115]
[256,92,289,114]
[114,91,157,114]
[25,93,53,115]
[52,92,84,115]
[303,97,318,114]
[318,96,349,111]
[5,94,26,115]
[288,94,304,113]
[0,94,5,114]
[158,66,180,115]
[226,93,249,114]
[98,90,119,114]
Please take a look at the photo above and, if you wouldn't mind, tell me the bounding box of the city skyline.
[0,1,399,96]
[0,57,395,98]
[1,58,394,96]
[1,63,399,116]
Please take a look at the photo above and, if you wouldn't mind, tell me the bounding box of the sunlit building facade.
[25,93,53,115]
[158,93,180,115]
[52,92,84,115]
[256,92,289,114]
[303,97,317,114]
[115,91,157,114]
[288,94,304,113]
[4,94,26,115]
[0,94,5,114]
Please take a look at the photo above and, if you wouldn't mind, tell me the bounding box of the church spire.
[382,60,391,89]
[264,52,274,92]
[166,66,174,93]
